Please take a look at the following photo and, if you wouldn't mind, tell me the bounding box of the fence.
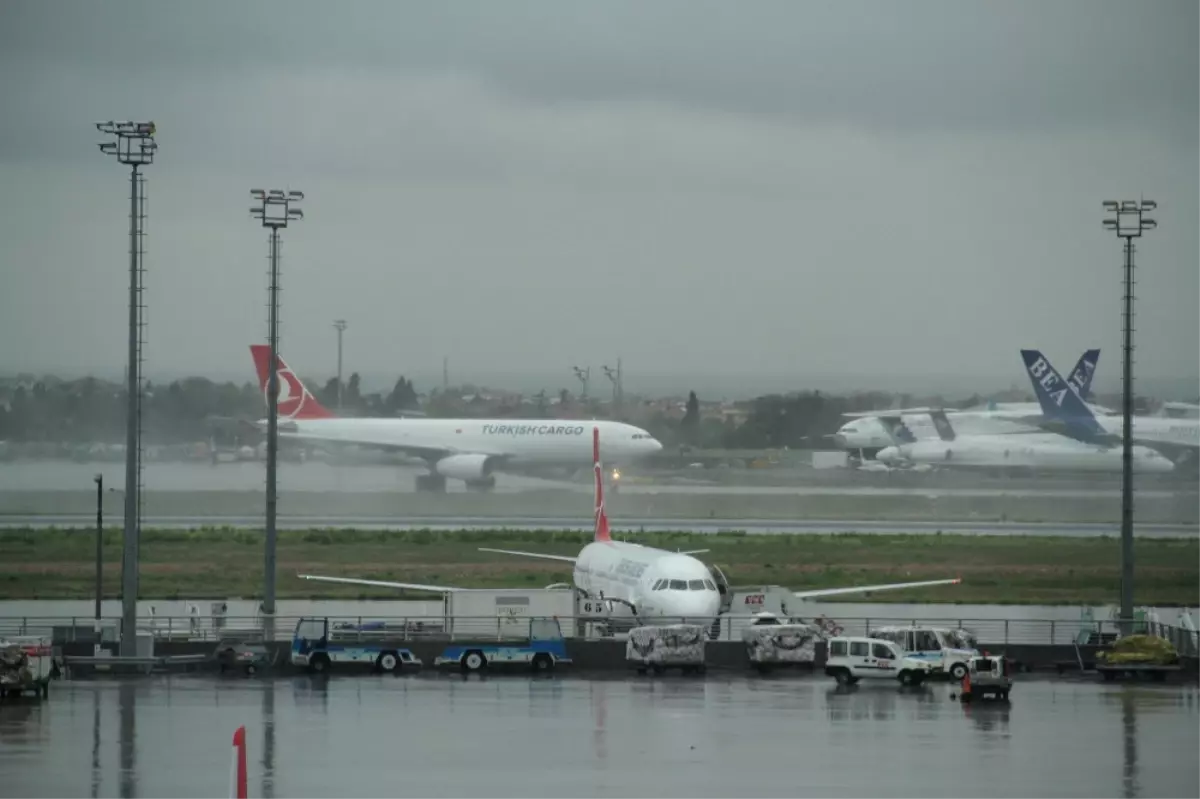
[0,614,1195,656]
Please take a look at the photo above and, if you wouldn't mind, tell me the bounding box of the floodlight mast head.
[1102,198,1156,239]
[95,120,157,166]
[250,187,305,230]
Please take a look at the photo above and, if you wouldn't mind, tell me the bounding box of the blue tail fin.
[877,415,917,445]
[1020,349,1110,441]
[1065,349,1100,401]
[928,410,956,442]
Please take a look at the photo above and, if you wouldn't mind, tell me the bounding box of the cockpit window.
[704,579,717,591]
[668,580,687,590]
[688,579,706,590]
[653,579,666,590]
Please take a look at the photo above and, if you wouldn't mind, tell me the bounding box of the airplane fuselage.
[878,434,1176,473]
[573,540,722,625]
[270,417,662,466]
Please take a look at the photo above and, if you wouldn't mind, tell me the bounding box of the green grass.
[1,526,1196,605]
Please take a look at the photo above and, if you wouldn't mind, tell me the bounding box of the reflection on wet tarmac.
[0,675,1195,798]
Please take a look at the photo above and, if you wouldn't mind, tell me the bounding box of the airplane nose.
[648,437,663,453]
[832,434,849,448]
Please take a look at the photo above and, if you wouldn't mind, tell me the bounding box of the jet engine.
[433,453,497,482]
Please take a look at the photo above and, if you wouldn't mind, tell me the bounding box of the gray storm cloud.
[0,0,1195,397]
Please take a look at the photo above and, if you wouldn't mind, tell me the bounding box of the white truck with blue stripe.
[434,617,572,673]
[291,618,423,674]
[867,625,979,680]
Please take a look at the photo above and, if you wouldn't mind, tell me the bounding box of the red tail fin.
[593,426,612,542]
[248,345,335,420]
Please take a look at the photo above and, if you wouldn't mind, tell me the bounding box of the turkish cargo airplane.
[1020,349,1200,469]
[299,428,963,631]
[248,345,662,491]
[875,409,1175,474]
[834,349,1103,456]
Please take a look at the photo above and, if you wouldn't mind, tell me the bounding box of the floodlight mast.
[95,120,157,657]
[249,188,304,641]
[1101,198,1157,634]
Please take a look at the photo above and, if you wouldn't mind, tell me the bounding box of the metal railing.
[1,614,1196,655]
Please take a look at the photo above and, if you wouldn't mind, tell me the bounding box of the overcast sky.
[1,0,1196,397]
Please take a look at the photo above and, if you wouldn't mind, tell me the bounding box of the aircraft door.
[706,563,732,613]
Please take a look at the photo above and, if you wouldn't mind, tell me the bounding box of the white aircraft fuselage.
[274,416,662,471]
[877,434,1175,473]
[573,540,722,624]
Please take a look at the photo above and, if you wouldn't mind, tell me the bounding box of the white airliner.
[875,410,1175,474]
[249,345,662,491]
[298,427,963,630]
[1020,349,1200,469]
[833,350,1107,457]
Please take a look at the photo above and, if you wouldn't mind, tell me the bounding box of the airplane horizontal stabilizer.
[477,547,579,563]
[297,573,474,593]
[792,577,961,600]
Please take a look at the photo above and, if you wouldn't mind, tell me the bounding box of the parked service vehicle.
[214,638,275,676]
[824,636,935,686]
[0,636,53,700]
[867,625,979,680]
[291,617,423,674]
[434,617,572,673]
[959,654,1013,702]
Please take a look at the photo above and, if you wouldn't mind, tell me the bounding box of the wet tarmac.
[1,674,1195,798]
[0,459,1190,499]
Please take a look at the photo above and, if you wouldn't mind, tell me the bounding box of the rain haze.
[0,0,1196,398]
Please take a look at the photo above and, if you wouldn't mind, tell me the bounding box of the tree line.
[0,372,963,450]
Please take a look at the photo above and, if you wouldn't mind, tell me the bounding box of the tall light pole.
[572,365,590,402]
[1102,198,1156,630]
[333,319,347,411]
[251,188,304,640]
[603,359,623,418]
[96,120,157,656]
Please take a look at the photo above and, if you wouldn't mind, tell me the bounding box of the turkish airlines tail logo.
[592,426,611,542]
[248,345,336,421]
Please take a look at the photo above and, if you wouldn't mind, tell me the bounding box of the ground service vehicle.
[867,625,979,680]
[290,618,423,674]
[824,636,934,686]
[214,638,275,676]
[434,617,572,673]
[959,654,1014,701]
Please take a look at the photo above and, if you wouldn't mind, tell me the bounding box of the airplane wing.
[477,547,579,563]
[680,549,710,555]
[297,573,479,593]
[842,407,936,419]
[792,577,961,600]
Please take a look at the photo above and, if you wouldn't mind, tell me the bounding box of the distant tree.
[347,372,362,412]
[386,376,419,414]
[319,377,340,409]
[559,388,570,406]
[681,390,700,443]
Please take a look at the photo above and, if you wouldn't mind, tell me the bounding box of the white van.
[824,636,935,686]
[868,625,979,680]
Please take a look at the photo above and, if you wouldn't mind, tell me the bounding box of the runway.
[2,514,1195,538]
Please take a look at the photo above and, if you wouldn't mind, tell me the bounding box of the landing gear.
[415,474,447,493]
